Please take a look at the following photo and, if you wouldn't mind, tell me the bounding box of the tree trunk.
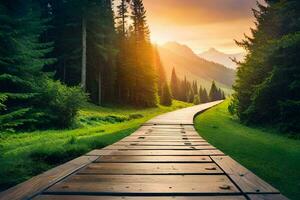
[81,17,87,91]
[122,0,126,36]
[98,70,102,106]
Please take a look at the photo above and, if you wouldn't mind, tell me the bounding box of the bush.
[37,79,88,128]
[128,113,144,120]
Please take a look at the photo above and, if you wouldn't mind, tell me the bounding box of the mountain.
[198,48,245,70]
[158,42,236,91]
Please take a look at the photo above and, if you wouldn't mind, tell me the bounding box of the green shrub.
[128,113,144,120]
[37,79,88,128]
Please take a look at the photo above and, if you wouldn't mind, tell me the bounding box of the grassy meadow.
[195,100,300,200]
[0,100,192,191]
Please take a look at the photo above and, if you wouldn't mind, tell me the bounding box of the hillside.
[199,48,245,70]
[158,42,236,90]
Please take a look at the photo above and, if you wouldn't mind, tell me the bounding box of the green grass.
[194,100,300,200]
[0,100,192,191]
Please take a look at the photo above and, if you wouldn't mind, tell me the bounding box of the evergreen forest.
[230,0,300,133]
[0,0,225,131]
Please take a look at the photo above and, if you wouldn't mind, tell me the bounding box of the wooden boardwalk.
[0,101,288,200]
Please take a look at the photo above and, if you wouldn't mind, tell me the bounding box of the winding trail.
[0,101,287,200]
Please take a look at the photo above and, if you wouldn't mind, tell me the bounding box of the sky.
[143,0,264,54]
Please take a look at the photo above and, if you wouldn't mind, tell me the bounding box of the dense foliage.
[0,0,161,131]
[0,1,87,131]
[0,0,226,131]
[230,0,300,133]
[115,0,158,107]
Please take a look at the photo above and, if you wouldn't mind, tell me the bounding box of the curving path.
[0,101,287,200]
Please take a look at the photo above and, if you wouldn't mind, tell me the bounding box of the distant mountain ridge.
[199,48,245,70]
[158,42,236,90]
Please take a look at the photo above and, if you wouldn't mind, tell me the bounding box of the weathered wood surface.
[103,145,216,150]
[0,101,287,200]
[33,195,247,200]
[211,156,279,193]
[86,149,225,156]
[146,101,223,125]
[247,194,289,200]
[46,174,240,194]
[0,156,99,200]
[95,155,213,163]
[78,163,223,175]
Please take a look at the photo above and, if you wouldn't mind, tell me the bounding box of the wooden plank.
[0,156,99,200]
[78,163,223,175]
[143,130,199,134]
[125,137,202,140]
[115,141,210,146]
[46,175,240,194]
[147,101,223,125]
[121,139,206,142]
[131,134,200,137]
[149,125,184,129]
[131,132,199,136]
[33,195,247,200]
[95,155,213,163]
[148,128,184,131]
[87,150,224,156]
[211,156,279,194]
[132,133,199,136]
[103,145,216,150]
[247,194,289,200]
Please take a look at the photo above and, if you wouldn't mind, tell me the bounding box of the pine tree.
[199,87,209,103]
[160,83,172,106]
[116,0,131,36]
[170,68,179,100]
[222,91,226,100]
[130,0,157,107]
[231,0,300,132]
[0,1,53,129]
[179,77,189,102]
[192,81,198,96]
[188,90,194,103]
[193,95,201,105]
[209,81,219,101]
[43,0,85,86]
[154,46,167,97]
[86,0,117,105]
[115,0,131,104]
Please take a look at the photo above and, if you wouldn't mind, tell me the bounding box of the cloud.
[144,0,262,25]
[141,0,266,53]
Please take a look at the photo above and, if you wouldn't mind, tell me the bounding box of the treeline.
[40,0,157,107]
[0,0,161,131]
[163,68,225,106]
[230,0,300,133]
[0,0,225,131]
[0,1,88,130]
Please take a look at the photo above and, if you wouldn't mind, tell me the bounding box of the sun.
[150,34,168,45]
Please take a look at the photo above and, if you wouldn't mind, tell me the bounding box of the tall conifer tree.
[0,0,53,129]
[130,0,157,107]
[170,68,179,100]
